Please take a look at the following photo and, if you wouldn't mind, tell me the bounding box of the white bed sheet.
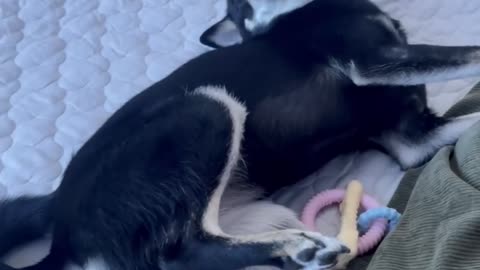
[1,0,480,267]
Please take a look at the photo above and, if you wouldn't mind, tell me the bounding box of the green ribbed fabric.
[349,81,480,270]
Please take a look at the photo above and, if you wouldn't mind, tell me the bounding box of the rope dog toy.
[301,187,388,255]
[301,181,402,268]
[358,207,401,233]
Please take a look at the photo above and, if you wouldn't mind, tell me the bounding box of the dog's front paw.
[282,231,349,270]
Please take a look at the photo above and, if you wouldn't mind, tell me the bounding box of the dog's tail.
[0,194,58,270]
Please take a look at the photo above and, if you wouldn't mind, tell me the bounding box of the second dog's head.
[200,0,480,87]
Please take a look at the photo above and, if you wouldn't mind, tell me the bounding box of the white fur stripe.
[193,86,248,236]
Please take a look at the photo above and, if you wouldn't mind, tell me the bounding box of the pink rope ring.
[301,189,388,255]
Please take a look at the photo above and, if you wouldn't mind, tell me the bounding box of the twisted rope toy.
[358,207,401,233]
[301,188,388,255]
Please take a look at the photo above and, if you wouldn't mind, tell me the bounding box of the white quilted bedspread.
[0,0,227,198]
[1,0,480,267]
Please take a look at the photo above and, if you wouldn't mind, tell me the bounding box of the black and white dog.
[2,0,480,269]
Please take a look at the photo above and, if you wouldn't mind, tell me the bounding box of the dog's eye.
[227,0,254,34]
[392,19,401,28]
[390,18,407,40]
[242,1,254,19]
[391,19,404,32]
[228,0,254,21]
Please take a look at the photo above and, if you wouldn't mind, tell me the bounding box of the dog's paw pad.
[286,232,349,270]
[296,247,318,262]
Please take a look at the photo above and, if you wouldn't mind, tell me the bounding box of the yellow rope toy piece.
[335,180,363,269]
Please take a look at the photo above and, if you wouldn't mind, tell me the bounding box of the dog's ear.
[200,16,243,49]
[335,45,480,86]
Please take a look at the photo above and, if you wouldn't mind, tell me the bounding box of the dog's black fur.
[2,0,480,269]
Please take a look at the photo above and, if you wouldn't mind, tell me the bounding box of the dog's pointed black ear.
[335,45,480,86]
[200,16,243,49]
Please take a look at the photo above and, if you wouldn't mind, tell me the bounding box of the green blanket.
[350,81,480,270]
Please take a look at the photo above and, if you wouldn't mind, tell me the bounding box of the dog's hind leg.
[170,229,348,270]
[181,86,348,270]
[374,111,480,169]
